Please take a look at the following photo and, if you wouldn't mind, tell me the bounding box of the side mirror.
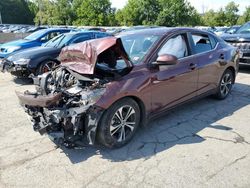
[152,54,178,66]
[40,37,47,43]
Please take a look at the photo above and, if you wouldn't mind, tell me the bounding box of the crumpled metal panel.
[16,91,62,107]
[59,37,118,75]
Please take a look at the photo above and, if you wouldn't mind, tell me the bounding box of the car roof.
[118,27,212,36]
[43,28,71,32]
[63,31,110,37]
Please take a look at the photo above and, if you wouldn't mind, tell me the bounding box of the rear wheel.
[97,98,141,148]
[36,60,58,75]
[214,69,234,99]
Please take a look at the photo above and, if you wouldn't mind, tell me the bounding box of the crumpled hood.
[221,33,250,42]
[59,37,131,75]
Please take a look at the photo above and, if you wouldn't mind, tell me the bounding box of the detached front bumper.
[0,59,30,77]
[16,91,104,147]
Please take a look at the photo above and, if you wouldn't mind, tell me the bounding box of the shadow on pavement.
[239,65,250,74]
[59,81,250,164]
[13,77,33,85]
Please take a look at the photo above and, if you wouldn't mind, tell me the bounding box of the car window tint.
[191,34,213,54]
[158,35,188,59]
[41,32,61,42]
[95,33,108,38]
[48,32,61,40]
[72,36,90,44]
[120,34,159,64]
[209,35,217,49]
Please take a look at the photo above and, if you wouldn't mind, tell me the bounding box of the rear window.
[191,33,214,54]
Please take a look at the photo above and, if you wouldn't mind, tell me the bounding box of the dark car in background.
[222,22,250,65]
[224,25,241,34]
[0,28,71,58]
[16,28,239,149]
[1,31,111,77]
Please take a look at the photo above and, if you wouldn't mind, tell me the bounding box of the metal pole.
[39,1,42,25]
[0,10,2,24]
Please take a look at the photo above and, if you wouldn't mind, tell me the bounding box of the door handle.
[219,54,227,65]
[189,63,197,70]
[220,54,225,59]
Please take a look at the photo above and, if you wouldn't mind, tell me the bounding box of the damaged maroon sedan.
[16,28,240,148]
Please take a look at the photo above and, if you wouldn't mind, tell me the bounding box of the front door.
[150,33,199,114]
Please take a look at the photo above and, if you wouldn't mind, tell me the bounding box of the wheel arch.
[35,58,60,75]
[126,95,147,127]
[99,95,147,127]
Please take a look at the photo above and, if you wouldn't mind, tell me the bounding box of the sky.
[110,0,250,14]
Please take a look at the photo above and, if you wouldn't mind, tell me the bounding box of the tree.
[115,0,141,26]
[156,0,201,26]
[0,0,35,24]
[203,10,217,26]
[73,0,114,26]
[202,1,240,26]
[33,0,75,25]
[224,1,239,25]
[238,6,250,25]
[116,0,201,26]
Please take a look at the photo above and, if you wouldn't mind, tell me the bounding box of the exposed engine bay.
[16,37,133,148]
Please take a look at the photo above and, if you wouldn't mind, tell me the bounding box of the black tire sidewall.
[216,69,234,99]
[97,98,141,148]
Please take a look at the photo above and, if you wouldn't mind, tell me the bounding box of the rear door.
[150,32,199,113]
[188,32,223,95]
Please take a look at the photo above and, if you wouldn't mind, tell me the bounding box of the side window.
[95,33,108,38]
[48,32,60,40]
[158,34,188,59]
[71,36,90,44]
[209,35,218,49]
[41,32,60,42]
[191,33,213,54]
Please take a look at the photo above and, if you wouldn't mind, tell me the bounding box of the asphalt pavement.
[0,68,250,188]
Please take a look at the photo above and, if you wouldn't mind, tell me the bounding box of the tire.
[36,60,58,76]
[97,98,141,148]
[214,69,234,100]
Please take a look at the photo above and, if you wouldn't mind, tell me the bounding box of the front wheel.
[36,60,58,76]
[97,98,141,148]
[214,69,234,100]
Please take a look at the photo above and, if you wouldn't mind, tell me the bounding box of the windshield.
[225,26,239,34]
[25,29,47,40]
[44,34,72,48]
[120,34,160,64]
[236,22,250,34]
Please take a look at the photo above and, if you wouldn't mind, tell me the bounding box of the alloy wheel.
[110,105,136,142]
[42,61,57,73]
[220,73,232,97]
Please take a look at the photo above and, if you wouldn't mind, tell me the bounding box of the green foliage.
[0,0,35,24]
[33,0,75,25]
[117,0,160,26]
[237,6,250,25]
[156,0,201,26]
[0,0,249,26]
[116,0,201,26]
[73,0,115,26]
[202,1,240,26]
[224,2,239,25]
